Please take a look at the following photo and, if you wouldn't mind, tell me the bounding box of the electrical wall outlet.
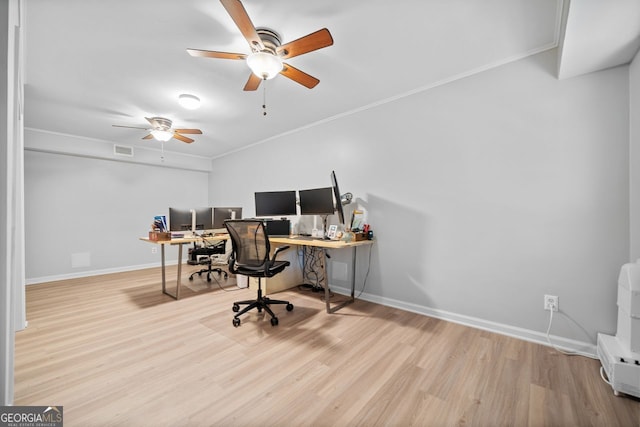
[544,294,558,311]
[151,247,157,254]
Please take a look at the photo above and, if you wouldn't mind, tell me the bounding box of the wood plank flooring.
[14,266,639,426]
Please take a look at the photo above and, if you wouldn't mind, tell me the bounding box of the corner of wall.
[629,50,640,261]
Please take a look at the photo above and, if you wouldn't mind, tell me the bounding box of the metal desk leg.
[161,244,167,295]
[325,246,357,314]
[350,245,357,299]
[176,244,183,299]
[323,248,331,313]
[161,243,183,300]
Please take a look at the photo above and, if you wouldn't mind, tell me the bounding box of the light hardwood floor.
[14,266,639,426]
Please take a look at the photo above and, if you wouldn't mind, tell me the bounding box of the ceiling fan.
[187,0,333,91]
[112,117,202,143]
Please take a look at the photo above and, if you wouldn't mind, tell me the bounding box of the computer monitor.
[169,207,213,232]
[331,171,346,225]
[299,187,335,216]
[254,190,297,217]
[213,207,243,229]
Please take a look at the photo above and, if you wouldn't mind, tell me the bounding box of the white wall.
[209,49,629,352]
[630,49,640,261]
[24,146,209,282]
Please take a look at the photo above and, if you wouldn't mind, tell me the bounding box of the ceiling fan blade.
[186,48,246,60]
[277,28,334,59]
[174,128,202,134]
[112,124,148,130]
[173,133,194,144]
[220,0,264,52]
[142,134,154,140]
[280,63,320,89]
[243,73,262,91]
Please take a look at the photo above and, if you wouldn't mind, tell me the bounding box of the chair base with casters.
[188,257,228,283]
[232,277,293,327]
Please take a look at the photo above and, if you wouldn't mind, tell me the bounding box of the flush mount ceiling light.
[178,94,201,110]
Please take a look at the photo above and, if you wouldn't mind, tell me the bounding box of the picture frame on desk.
[327,224,338,239]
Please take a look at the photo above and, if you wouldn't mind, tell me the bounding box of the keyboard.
[290,235,323,241]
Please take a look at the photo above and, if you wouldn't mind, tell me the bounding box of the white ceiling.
[23,0,640,159]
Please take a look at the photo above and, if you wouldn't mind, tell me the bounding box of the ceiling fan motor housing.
[256,27,281,55]
[150,117,172,130]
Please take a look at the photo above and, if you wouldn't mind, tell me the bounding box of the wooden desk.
[139,234,229,299]
[268,236,374,313]
[140,233,373,312]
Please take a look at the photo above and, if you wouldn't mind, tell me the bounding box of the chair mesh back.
[225,220,271,268]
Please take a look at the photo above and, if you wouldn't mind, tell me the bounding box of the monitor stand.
[311,215,321,238]
[190,209,198,237]
[311,215,330,239]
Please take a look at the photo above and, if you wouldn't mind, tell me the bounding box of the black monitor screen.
[299,187,335,216]
[213,207,243,229]
[169,207,213,232]
[254,191,297,216]
[331,171,346,224]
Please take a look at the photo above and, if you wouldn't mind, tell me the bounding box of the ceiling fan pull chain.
[160,141,165,162]
[262,78,268,116]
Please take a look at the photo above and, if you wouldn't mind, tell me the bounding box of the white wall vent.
[113,144,134,157]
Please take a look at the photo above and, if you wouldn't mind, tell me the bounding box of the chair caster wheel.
[188,276,194,281]
[207,277,212,282]
[233,318,241,327]
[232,304,240,312]
[271,317,279,326]
[286,303,294,311]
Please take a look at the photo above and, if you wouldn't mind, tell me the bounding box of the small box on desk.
[354,232,368,241]
[148,231,171,241]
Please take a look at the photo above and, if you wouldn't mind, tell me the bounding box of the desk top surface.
[140,234,373,248]
[270,236,374,248]
[140,234,229,245]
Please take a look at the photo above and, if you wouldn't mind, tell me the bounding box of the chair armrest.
[227,255,239,274]
[272,245,290,260]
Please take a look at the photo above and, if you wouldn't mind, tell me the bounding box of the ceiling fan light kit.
[246,51,283,80]
[150,129,174,142]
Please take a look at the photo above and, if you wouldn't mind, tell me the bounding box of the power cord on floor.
[194,268,245,293]
[545,302,616,392]
[355,243,373,300]
[599,366,612,386]
[545,303,578,356]
[214,277,245,292]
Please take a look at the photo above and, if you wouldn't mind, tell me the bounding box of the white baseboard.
[25,261,177,285]
[330,284,598,359]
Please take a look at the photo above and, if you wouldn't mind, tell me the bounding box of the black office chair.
[188,240,228,282]
[225,219,294,327]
